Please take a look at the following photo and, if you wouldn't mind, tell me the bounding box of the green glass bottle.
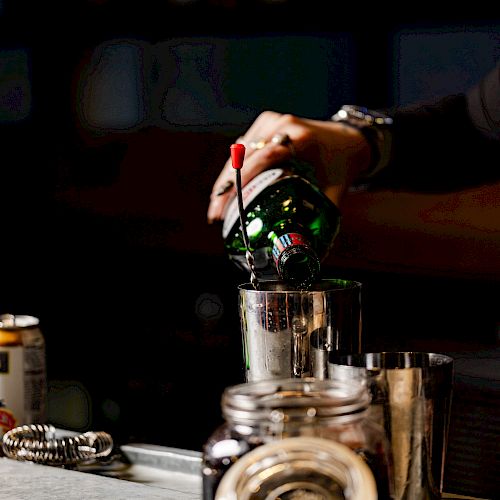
[222,161,341,287]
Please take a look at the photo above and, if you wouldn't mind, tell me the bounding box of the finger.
[207,143,291,223]
[239,142,291,186]
[208,128,299,221]
[208,112,303,223]
[208,170,236,223]
[208,130,272,223]
[235,111,286,159]
[212,137,289,200]
[243,111,284,141]
[207,189,234,223]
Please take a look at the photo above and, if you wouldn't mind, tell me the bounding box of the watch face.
[333,105,393,126]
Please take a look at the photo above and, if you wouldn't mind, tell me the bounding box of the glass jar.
[215,436,378,500]
[202,378,393,500]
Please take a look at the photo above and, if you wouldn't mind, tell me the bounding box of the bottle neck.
[271,232,321,285]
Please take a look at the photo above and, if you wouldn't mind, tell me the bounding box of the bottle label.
[222,168,284,239]
[272,233,311,264]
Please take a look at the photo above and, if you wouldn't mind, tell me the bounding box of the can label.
[0,315,47,425]
[22,329,47,423]
[0,352,9,373]
[0,404,16,439]
[0,347,25,425]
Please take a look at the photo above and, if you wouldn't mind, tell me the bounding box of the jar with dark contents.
[201,377,394,500]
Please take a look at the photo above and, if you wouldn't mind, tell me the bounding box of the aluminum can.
[0,314,47,425]
[0,399,16,441]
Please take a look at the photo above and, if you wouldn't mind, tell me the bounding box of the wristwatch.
[331,105,393,177]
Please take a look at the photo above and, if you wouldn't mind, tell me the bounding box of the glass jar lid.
[222,378,370,425]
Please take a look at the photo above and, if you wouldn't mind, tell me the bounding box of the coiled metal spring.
[2,424,113,466]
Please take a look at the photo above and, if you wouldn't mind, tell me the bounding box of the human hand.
[207,111,372,223]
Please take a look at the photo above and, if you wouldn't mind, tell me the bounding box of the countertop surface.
[0,444,203,500]
[0,443,490,500]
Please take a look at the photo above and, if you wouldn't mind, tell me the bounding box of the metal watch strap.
[331,105,393,177]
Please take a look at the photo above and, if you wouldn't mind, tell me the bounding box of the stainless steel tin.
[238,279,362,382]
[329,352,454,500]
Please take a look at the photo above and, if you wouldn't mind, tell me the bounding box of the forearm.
[371,65,500,191]
[371,95,498,191]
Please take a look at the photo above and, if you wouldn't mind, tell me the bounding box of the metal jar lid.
[0,314,40,330]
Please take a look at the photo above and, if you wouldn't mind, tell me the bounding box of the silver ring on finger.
[271,133,296,156]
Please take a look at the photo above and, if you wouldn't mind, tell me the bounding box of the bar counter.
[0,443,203,499]
[0,443,489,500]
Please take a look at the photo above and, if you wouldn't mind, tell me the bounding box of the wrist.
[336,122,373,176]
[331,105,393,178]
[320,122,372,206]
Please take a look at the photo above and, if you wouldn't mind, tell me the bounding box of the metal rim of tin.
[329,351,454,370]
[0,314,40,330]
[222,377,370,424]
[238,278,362,293]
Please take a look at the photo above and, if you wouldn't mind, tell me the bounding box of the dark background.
[0,1,499,496]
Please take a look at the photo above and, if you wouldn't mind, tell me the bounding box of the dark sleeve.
[371,63,500,192]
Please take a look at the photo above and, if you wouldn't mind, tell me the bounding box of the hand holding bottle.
[207,111,372,224]
[220,132,356,285]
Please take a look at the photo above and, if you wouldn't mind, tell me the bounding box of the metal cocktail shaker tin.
[328,352,454,500]
[0,314,47,426]
[238,279,362,383]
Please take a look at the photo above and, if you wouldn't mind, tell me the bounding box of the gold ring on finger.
[248,138,267,150]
